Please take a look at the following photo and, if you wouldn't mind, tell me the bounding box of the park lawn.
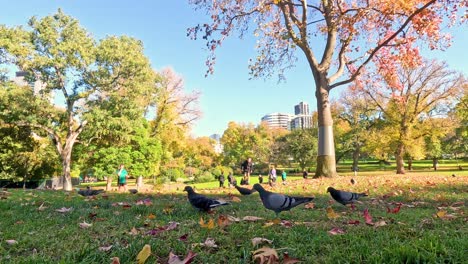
[0,172,467,263]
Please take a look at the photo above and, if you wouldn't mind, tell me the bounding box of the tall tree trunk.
[314,81,337,178]
[61,149,73,191]
[352,144,360,172]
[407,157,413,171]
[395,143,406,174]
[432,157,438,171]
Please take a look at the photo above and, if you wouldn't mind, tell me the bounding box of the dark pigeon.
[253,184,314,217]
[327,186,367,206]
[78,186,104,197]
[129,189,138,194]
[350,178,356,185]
[183,186,229,212]
[234,183,257,195]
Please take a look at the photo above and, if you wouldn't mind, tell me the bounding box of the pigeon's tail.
[209,200,230,208]
[288,196,314,209]
[235,185,256,195]
[358,192,368,198]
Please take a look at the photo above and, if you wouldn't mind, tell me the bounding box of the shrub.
[160,168,185,182]
[194,171,215,183]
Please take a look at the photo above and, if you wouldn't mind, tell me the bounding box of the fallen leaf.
[6,240,17,245]
[199,217,215,229]
[280,220,293,228]
[304,202,315,209]
[283,252,301,264]
[328,227,346,235]
[326,207,340,219]
[79,221,92,229]
[346,220,360,225]
[136,198,153,206]
[197,237,218,248]
[251,237,273,247]
[178,234,189,242]
[167,251,197,264]
[163,205,174,214]
[387,203,402,214]
[129,227,139,236]
[374,220,387,227]
[252,247,279,264]
[136,244,151,264]
[55,207,73,213]
[98,245,113,252]
[435,210,447,218]
[146,222,179,235]
[363,208,374,225]
[110,257,120,264]
[217,215,231,228]
[227,215,241,222]
[243,216,264,222]
[37,203,48,211]
[230,196,241,202]
[147,213,156,220]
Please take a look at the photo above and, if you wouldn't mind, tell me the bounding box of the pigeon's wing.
[189,194,228,211]
[261,193,290,212]
[331,189,361,205]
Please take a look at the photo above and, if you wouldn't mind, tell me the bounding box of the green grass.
[0,171,467,263]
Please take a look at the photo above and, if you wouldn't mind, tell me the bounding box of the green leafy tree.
[279,128,318,172]
[0,10,154,190]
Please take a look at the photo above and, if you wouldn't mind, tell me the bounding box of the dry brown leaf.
[374,220,387,227]
[147,213,156,220]
[136,244,151,264]
[129,227,139,236]
[227,215,241,222]
[217,215,231,228]
[283,252,301,264]
[328,227,346,235]
[79,221,92,229]
[167,251,197,264]
[304,202,315,209]
[55,207,73,213]
[99,245,113,252]
[110,257,120,264]
[252,247,279,264]
[243,216,264,222]
[37,203,48,211]
[6,240,17,245]
[251,237,273,247]
[231,196,242,202]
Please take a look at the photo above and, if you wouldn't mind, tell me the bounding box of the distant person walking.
[241,157,253,185]
[269,166,277,187]
[218,172,225,188]
[281,170,287,185]
[117,164,128,192]
[302,170,308,179]
[227,172,235,187]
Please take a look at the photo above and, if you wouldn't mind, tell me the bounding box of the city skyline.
[1,1,466,137]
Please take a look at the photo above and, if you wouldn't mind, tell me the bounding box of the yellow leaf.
[231,196,241,202]
[436,210,447,218]
[136,244,151,264]
[326,207,340,219]
[147,213,156,220]
[199,217,215,229]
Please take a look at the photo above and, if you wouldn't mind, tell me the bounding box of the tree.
[335,89,379,169]
[280,128,318,171]
[188,0,463,177]
[359,60,465,174]
[149,67,202,171]
[0,10,154,190]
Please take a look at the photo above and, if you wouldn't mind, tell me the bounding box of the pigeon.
[253,184,314,217]
[234,183,257,195]
[183,186,229,212]
[327,186,367,207]
[350,178,356,185]
[78,186,105,197]
[129,189,138,194]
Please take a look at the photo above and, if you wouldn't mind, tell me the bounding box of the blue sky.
[1,0,466,137]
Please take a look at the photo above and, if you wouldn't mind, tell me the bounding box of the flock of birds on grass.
[78,180,368,218]
[184,183,367,217]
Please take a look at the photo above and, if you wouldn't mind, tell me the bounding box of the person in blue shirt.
[281,170,287,185]
[117,164,128,192]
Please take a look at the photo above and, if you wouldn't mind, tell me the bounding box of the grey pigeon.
[327,186,367,206]
[253,183,314,217]
[78,186,105,197]
[183,186,229,212]
[234,183,257,195]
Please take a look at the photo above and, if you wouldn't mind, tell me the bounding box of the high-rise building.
[261,113,293,130]
[294,101,310,115]
[13,71,46,96]
[291,102,313,130]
